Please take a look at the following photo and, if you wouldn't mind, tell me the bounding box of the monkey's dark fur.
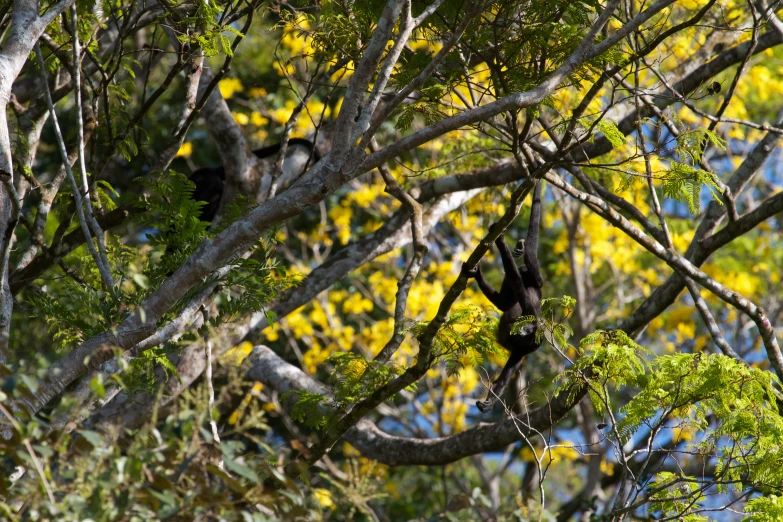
[465,180,544,413]
[189,138,318,222]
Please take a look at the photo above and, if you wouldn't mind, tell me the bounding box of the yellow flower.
[342,293,373,315]
[218,77,244,99]
[175,141,192,158]
[328,205,352,244]
[232,111,250,125]
[313,488,335,509]
[442,400,469,431]
[250,111,268,127]
[672,425,695,442]
[310,302,331,329]
[269,101,297,125]
[264,324,279,342]
[520,443,579,463]
[223,341,254,364]
[680,0,708,9]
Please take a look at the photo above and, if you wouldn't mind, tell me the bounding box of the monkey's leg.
[476,342,526,413]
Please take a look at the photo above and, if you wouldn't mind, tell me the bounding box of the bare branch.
[683,278,744,361]
[35,44,115,288]
[71,4,113,285]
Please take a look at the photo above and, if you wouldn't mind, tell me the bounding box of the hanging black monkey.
[189,138,319,222]
[464,180,544,413]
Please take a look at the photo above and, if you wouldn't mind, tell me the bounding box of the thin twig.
[371,138,428,365]
[205,338,224,470]
[35,44,115,288]
[631,52,746,364]
[683,278,744,361]
[72,4,114,286]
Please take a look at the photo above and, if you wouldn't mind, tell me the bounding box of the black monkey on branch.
[189,138,319,222]
[465,180,544,413]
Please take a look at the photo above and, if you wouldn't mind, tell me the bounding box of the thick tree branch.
[247,345,587,466]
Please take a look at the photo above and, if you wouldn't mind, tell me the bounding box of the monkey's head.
[513,239,525,258]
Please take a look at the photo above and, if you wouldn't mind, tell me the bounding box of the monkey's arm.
[524,181,544,288]
[463,265,507,310]
[496,237,532,311]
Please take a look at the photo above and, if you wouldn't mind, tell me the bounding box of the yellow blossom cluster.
[218,77,244,99]
[175,141,193,158]
[520,442,580,464]
[328,178,398,244]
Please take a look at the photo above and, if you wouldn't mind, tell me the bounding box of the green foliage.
[115,129,138,162]
[392,47,435,89]
[744,495,783,521]
[674,127,726,164]
[125,344,183,392]
[610,124,726,213]
[288,306,498,432]
[26,284,128,351]
[648,472,708,522]
[198,223,298,330]
[212,255,292,324]
[311,0,387,66]
[512,295,576,350]
[660,161,724,214]
[328,352,402,402]
[558,329,649,418]
[561,330,783,518]
[614,156,724,214]
[24,227,139,351]
[309,12,362,63]
[420,305,503,376]
[175,2,244,58]
[0,369,332,521]
[134,171,209,284]
[288,352,403,431]
[595,120,627,148]
[94,180,119,211]
[27,172,292,392]
[395,101,444,132]
[317,464,388,521]
[289,389,331,430]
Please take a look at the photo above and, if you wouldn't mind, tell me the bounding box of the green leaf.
[595,120,626,147]
[78,429,105,447]
[224,458,260,483]
[265,310,277,326]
